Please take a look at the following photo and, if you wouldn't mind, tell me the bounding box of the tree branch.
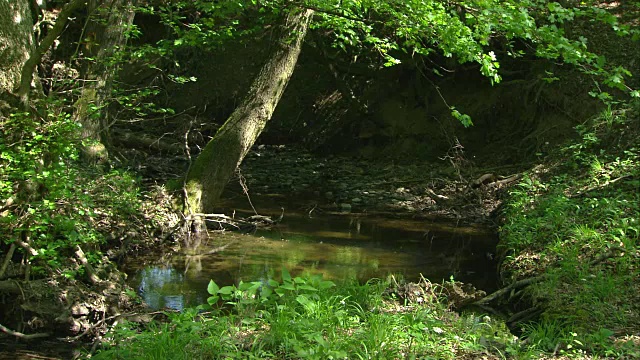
[474,275,545,306]
[0,322,49,340]
[299,4,372,24]
[75,245,101,284]
[569,175,633,198]
[16,0,85,105]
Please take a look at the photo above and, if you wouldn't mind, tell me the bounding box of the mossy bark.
[0,0,35,99]
[185,7,314,216]
[74,0,137,163]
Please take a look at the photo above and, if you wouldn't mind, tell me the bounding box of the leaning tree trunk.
[74,0,137,163]
[184,7,314,217]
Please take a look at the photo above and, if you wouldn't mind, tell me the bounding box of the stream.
[126,209,499,311]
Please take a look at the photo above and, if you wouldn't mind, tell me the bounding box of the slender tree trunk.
[74,0,136,163]
[185,7,314,216]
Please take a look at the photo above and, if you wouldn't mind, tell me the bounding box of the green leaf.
[296,294,311,306]
[218,286,234,295]
[281,283,296,291]
[207,280,219,295]
[318,280,336,290]
[281,267,292,282]
[297,284,318,292]
[260,286,273,299]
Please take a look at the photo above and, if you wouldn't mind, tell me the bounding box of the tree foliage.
[138,0,637,97]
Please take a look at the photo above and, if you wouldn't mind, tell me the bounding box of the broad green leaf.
[207,280,219,295]
[281,267,292,282]
[218,286,234,295]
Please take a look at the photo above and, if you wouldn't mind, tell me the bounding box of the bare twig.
[236,169,258,215]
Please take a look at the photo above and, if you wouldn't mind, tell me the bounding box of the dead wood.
[569,175,633,198]
[474,275,545,306]
[488,173,522,188]
[0,322,49,340]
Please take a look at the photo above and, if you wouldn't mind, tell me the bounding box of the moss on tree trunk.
[74,0,137,164]
[0,0,35,99]
[185,7,314,216]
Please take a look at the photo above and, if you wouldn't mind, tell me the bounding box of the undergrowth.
[93,271,518,359]
[0,105,162,281]
[499,103,640,358]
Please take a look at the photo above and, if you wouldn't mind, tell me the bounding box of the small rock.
[339,203,352,212]
[352,197,362,203]
[325,191,334,199]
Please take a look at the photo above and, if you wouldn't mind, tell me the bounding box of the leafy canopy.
[140,0,637,95]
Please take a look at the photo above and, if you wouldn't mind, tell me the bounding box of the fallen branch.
[569,175,632,198]
[591,245,628,266]
[488,173,522,188]
[0,322,49,340]
[474,275,545,306]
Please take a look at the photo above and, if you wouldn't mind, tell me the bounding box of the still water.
[126,212,498,310]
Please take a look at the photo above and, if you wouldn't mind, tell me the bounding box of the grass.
[92,274,520,359]
[498,104,640,358]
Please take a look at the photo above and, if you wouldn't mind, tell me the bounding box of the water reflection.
[128,213,498,310]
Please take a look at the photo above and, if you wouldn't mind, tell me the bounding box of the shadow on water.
[126,210,498,311]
